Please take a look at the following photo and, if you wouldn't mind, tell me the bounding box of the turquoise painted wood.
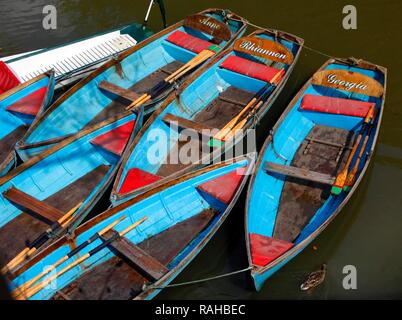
[111,29,303,203]
[0,72,54,176]
[10,154,255,300]
[0,112,139,259]
[245,58,386,291]
[15,9,247,161]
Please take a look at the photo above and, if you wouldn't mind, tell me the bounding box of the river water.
[0,0,401,299]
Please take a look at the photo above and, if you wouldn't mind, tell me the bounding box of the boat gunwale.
[110,27,304,201]
[243,57,387,287]
[10,153,255,281]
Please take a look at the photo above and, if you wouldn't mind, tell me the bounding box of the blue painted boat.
[245,57,387,291]
[15,9,248,161]
[0,71,54,176]
[0,111,141,270]
[110,28,304,204]
[9,154,255,300]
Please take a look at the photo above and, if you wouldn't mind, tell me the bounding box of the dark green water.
[1,0,401,299]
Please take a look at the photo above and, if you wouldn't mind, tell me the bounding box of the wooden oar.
[20,216,148,299]
[13,215,127,297]
[209,69,285,147]
[2,202,82,273]
[126,45,220,111]
[331,106,375,195]
[222,100,265,141]
[343,110,378,191]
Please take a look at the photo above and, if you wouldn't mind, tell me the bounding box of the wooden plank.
[233,36,294,64]
[102,231,168,281]
[184,14,231,41]
[99,81,139,102]
[162,113,215,136]
[264,161,335,185]
[311,69,384,98]
[306,137,352,150]
[3,187,64,224]
[219,95,248,107]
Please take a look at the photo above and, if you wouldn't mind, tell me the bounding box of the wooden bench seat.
[162,113,215,137]
[3,187,64,223]
[101,230,169,281]
[264,161,335,185]
[98,81,140,102]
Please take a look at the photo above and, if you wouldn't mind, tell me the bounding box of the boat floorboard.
[0,165,110,266]
[52,208,216,300]
[273,125,354,242]
[87,61,184,126]
[156,86,254,177]
[0,126,28,166]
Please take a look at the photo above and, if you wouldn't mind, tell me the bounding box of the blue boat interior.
[0,113,137,267]
[20,11,245,159]
[0,74,54,175]
[11,158,250,300]
[114,32,301,198]
[247,62,384,269]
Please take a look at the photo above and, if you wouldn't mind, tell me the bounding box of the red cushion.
[6,86,47,116]
[118,168,162,194]
[197,167,246,205]
[220,55,280,83]
[166,30,214,54]
[250,233,293,267]
[90,120,135,156]
[0,61,21,94]
[300,94,375,118]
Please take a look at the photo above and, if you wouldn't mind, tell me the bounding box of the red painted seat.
[0,61,21,94]
[197,167,246,205]
[118,168,162,194]
[90,120,135,156]
[166,30,214,54]
[300,94,375,118]
[250,233,294,267]
[220,55,280,83]
[6,86,47,116]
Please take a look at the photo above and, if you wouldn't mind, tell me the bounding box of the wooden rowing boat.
[0,71,54,176]
[110,28,304,204]
[0,111,142,271]
[15,9,248,161]
[245,57,387,290]
[0,22,152,92]
[8,154,255,300]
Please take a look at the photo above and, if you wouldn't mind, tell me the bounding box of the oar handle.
[22,217,148,299]
[15,215,128,296]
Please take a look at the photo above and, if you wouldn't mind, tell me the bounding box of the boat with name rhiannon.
[110,28,304,204]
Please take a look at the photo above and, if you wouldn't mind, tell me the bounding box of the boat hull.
[245,57,387,291]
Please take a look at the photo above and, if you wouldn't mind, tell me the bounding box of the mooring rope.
[232,18,336,60]
[144,266,252,290]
